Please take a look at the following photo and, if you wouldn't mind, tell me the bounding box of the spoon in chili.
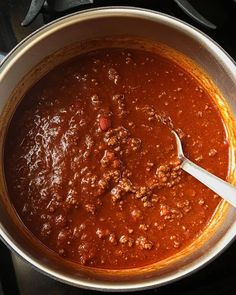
[172,130,236,208]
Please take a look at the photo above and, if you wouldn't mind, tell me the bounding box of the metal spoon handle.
[182,158,236,207]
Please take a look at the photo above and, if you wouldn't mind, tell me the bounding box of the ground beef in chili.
[4,48,229,269]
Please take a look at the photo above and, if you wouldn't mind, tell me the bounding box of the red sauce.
[4,48,229,269]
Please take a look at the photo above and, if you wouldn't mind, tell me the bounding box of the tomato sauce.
[4,48,229,269]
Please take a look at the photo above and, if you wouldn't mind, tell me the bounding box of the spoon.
[172,130,236,208]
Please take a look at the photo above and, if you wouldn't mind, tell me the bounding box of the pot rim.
[0,6,236,292]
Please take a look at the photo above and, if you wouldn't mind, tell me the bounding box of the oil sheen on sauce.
[4,48,229,269]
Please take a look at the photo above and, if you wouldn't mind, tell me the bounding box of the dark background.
[0,1,236,294]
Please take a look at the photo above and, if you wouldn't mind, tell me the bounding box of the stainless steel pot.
[0,7,236,292]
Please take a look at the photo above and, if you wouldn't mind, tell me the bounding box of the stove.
[0,1,236,294]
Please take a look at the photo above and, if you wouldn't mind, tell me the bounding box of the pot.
[0,7,236,292]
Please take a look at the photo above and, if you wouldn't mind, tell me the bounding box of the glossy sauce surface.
[5,48,229,269]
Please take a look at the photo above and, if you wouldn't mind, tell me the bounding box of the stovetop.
[0,1,236,294]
